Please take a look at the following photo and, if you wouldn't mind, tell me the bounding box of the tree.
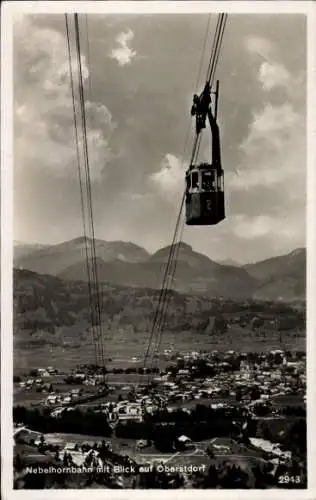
[235,388,242,402]
[253,403,269,417]
[251,316,264,329]
[213,314,228,334]
[14,453,23,472]
[250,386,261,401]
[206,446,215,459]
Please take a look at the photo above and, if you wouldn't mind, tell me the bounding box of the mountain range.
[14,238,306,301]
[13,241,50,260]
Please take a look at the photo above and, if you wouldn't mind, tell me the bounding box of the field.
[14,389,46,406]
[14,325,305,375]
[271,394,305,408]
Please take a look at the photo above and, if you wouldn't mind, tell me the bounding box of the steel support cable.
[151,14,228,371]
[188,15,227,171]
[84,13,105,320]
[71,13,104,372]
[195,15,227,170]
[212,15,228,82]
[195,14,212,93]
[143,15,215,378]
[150,212,186,374]
[142,96,202,372]
[206,14,224,83]
[149,198,186,368]
[181,13,212,166]
[207,14,222,76]
[153,218,185,362]
[153,213,185,370]
[149,12,211,323]
[167,16,228,293]
[84,14,93,108]
[73,13,106,375]
[72,15,102,354]
[83,13,107,376]
[206,13,227,84]
[142,194,185,372]
[208,15,228,86]
[190,28,221,166]
[140,188,186,384]
[145,192,186,378]
[65,14,101,369]
[156,20,228,338]
[190,133,202,166]
[141,178,190,375]
[189,14,213,165]
[191,13,227,167]
[74,15,106,377]
[142,14,217,382]
[143,182,189,369]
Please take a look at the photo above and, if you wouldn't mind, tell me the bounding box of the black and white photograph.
[1,1,315,496]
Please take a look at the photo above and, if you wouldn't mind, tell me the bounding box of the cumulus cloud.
[226,33,306,249]
[230,33,305,192]
[14,15,114,181]
[245,34,296,94]
[230,213,304,248]
[232,215,273,239]
[228,101,304,193]
[247,103,298,136]
[258,61,291,91]
[110,29,137,67]
[150,154,186,199]
[245,35,272,60]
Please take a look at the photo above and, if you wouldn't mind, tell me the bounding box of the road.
[14,426,42,437]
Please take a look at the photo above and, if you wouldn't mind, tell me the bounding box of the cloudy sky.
[13,12,306,264]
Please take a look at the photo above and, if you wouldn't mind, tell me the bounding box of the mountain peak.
[152,241,192,256]
[14,237,150,276]
[167,242,193,254]
[174,242,192,251]
[71,236,91,244]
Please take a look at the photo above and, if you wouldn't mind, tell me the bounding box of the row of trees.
[13,406,113,437]
[115,405,243,445]
[14,403,243,443]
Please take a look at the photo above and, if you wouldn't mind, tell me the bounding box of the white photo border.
[1,1,315,499]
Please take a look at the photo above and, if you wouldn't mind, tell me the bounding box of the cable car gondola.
[185,80,225,226]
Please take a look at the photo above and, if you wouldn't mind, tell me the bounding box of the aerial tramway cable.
[161,13,227,330]
[73,13,106,377]
[208,14,228,86]
[141,13,212,376]
[191,13,227,166]
[145,13,228,379]
[83,13,106,372]
[142,15,212,377]
[65,14,101,370]
[142,192,185,371]
[65,14,106,378]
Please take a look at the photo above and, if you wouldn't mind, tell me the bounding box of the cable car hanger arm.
[207,105,222,174]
